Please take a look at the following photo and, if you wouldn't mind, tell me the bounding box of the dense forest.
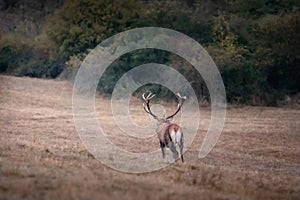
[0,0,299,105]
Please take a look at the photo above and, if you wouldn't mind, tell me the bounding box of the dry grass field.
[0,75,299,200]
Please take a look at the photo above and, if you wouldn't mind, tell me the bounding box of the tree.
[47,0,141,59]
[253,12,300,92]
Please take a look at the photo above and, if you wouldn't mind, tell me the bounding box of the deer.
[142,92,186,162]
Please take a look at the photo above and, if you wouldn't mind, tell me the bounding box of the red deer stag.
[142,92,186,162]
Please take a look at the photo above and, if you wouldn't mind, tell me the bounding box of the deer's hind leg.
[168,142,179,160]
[160,141,166,159]
[179,134,184,162]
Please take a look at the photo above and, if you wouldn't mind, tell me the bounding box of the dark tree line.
[0,0,299,105]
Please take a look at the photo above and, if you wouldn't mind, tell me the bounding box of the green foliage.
[253,11,300,92]
[223,65,270,105]
[0,34,31,73]
[60,54,86,81]
[0,33,63,77]
[134,83,175,102]
[229,0,300,18]
[206,15,250,70]
[1,0,299,105]
[47,0,141,59]
[98,49,171,95]
[142,1,193,31]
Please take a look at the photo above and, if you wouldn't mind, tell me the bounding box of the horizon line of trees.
[0,0,299,105]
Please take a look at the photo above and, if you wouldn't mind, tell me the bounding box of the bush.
[0,33,63,78]
[46,0,141,59]
[222,65,270,105]
[59,54,86,81]
[0,34,33,73]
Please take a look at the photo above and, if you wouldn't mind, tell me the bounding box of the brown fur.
[168,124,179,133]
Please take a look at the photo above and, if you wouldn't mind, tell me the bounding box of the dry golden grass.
[0,75,299,200]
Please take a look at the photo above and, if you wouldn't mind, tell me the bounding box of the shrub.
[59,54,85,81]
[0,34,33,73]
[0,33,63,78]
[222,65,270,105]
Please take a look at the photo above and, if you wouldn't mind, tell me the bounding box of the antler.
[166,93,186,119]
[142,92,159,120]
